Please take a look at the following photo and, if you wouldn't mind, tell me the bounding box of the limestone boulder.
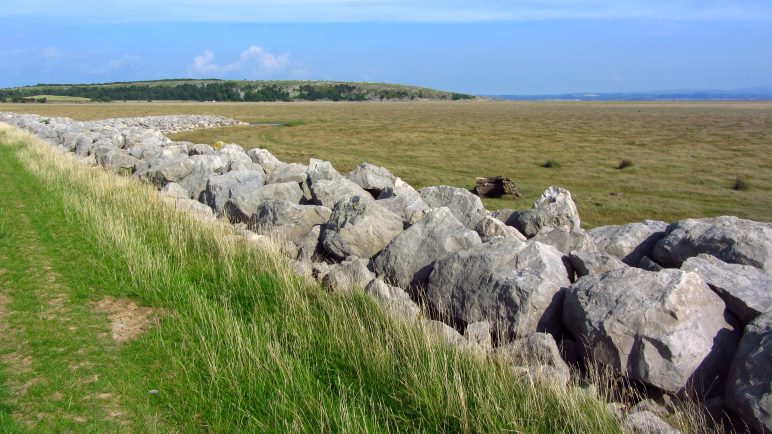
[307,158,342,184]
[563,267,740,395]
[310,178,374,209]
[418,185,487,229]
[493,333,571,386]
[224,182,305,223]
[724,312,772,434]
[373,207,481,290]
[321,196,404,260]
[531,228,597,255]
[246,148,282,176]
[587,220,668,266]
[681,254,772,324]
[346,162,396,195]
[322,257,375,292]
[267,162,308,184]
[426,238,571,337]
[364,279,421,322]
[239,200,331,243]
[569,250,627,278]
[474,215,526,242]
[376,178,429,226]
[653,216,772,273]
[508,186,581,237]
[200,170,265,213]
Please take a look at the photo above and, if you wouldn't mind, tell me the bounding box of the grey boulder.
[493,333,571,386]
[681,254,772,324]
[243,200,332,243]
[267,162,308,184]
[531,228,597,255]
[346,162,396,195]
[569,250,627,278]
[474,215,526,242]
[653,216,772,273]
[508,186,581,237]
[225,182,305,223]
[426,238,571,337]
[587,220,668,266]
[625,411,681,434]
[418,185,487,229]
[246,148,282,176]
[373,207,481,290]
[724,312,772,434]
[322,257,375,292]
[564,267,740,395]
[310,178,374,209]
[307,158,342,184]
[200,170,265,213]
[321,196,404,260]
[364,279,421,322]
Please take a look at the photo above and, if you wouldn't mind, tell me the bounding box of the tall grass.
[1,124,623,432]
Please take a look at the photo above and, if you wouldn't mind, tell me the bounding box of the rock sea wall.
[2,111,770,433]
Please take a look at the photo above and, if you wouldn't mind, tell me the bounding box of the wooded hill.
[0,79,476,103]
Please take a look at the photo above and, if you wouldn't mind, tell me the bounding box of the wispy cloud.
[187,46,303,78]
[2,0,771,22]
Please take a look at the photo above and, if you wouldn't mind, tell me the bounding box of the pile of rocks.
[2,111,770,434]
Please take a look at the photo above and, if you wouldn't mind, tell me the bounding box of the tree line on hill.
[0,81,475,103]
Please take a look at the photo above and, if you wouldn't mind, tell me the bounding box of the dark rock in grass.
[373,207,481,291]
[426,238,570,337]
[564,267,740,395]
[418,185,487,230]
[587,220,668,266]
[724,312,772,434]
[653,216,772,273]
[682,254,772,324]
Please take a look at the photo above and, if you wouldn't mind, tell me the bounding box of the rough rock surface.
[224,182,304,222]
[426,238,570,337]
[418,185,487,229]
[373,207,481,290]
[625,411,681,434]
[364,279,421,322]
[248,200,332,243]
[246,148,281,176]
[267,162,308,184]
[311,178,374,209]
[474,215,526,242]
[508,186,581,237]
[346,162,396,195]
[494,333,571,386]
[200,170,265,213]
[682,254,772,324]
[321,196,404,260]
[587,220,668,266]
[322,257,375,292]
[307,158,342,184]
[724,312,772,434]
[654,216,772,272]
[564,267,740,394]
[376,180,429,226]
[569,250,627,278]
[532,228,597,255]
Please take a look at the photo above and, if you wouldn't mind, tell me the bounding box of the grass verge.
[0,124,622,432]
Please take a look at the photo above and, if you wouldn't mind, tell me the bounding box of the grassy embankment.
[0,124,623,431]
[5,101,771,227]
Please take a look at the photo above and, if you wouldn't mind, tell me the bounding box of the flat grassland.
[4,101,771,227]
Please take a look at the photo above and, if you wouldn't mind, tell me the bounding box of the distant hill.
[0,79,476,103]
[488,87,772,101]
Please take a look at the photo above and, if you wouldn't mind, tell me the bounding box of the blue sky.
[1,1,771,94]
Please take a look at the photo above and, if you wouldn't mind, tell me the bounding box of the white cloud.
[188,46,297,78]
[2,0,770,22]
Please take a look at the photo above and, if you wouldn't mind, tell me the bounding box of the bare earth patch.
[94,297,157,343]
